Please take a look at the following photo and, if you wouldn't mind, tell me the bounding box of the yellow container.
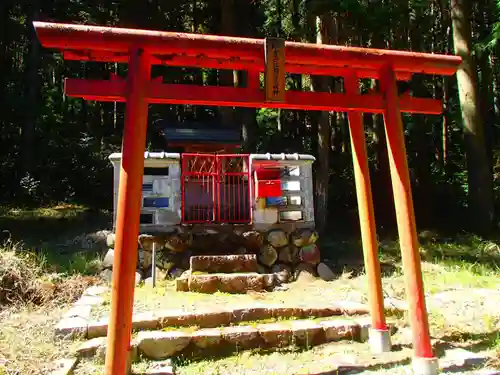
[256,197,266,209]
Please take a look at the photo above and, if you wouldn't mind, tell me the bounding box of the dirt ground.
[76,260,500,375]
[2,261,499,374]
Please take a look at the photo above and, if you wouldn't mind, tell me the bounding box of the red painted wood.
[345,72,388,334]
[63,50,413,80]
[181,154,252,224]
[64,78,444,114]
[34,21,461,76]
[381,65,434,360]
[105,48,151,375]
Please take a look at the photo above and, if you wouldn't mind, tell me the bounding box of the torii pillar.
[105,48,151,375]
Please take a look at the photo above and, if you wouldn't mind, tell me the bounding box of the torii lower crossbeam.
[33,21,462,375]
[64,78,443,114]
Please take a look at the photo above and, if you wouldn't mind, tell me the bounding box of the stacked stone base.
[101,226,336,288]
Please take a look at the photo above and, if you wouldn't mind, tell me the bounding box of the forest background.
[1,0,498,236]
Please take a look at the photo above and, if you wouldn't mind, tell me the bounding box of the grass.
[155,314,361,334]
[423,261,499,293]
[0,204,91,220]
[91,273,368,320]
[0,203,111,248]
[0,241,101,306]
[83,234,500,374]
[171,341,413,375]
[0,306,86,375]
[0,243,100,374]
[0,204,108,375]
[2,204,500,374]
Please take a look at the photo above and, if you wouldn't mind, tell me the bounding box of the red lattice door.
[181,153,251,224]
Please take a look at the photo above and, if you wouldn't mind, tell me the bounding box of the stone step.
[83,302,372,339]
[189,254,258,273]
[138,318,369,360]
[77,318,370,362]
[186,272,274,293]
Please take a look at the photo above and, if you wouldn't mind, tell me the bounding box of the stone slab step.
[187,272,272,293]
[76,318,370,361]
[189,254,258,273]
[84,302,371,339]
[135,318,367,360]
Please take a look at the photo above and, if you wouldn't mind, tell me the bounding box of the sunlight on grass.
[0,204,111,247]
[422,261,499,293]
[0,204,90,220]
[377,233,500,295]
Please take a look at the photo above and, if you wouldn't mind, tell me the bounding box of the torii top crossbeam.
[34,21,459,77]
[34,22,461,116]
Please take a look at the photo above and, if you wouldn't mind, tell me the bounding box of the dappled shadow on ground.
[435,331,500,354]
[325,258,398,278]
[173,346,322,365]
[333,230,500,272]
[171,344,412,375]
[320,237,399,277]
[307,338,497,375]
[304,357,411,375]
[417,232,500,269]
[320,223,500,272]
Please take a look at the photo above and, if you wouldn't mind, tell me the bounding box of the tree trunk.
[312,14,334,234]
[440,1,453,171]
[22,4,40,177]
[241,70,258,152]
[366,1,394,230]
[451,0,494,233]
[191,0,205,121]
[0,2,11,131]
[409,1,433,225]
[290,0,307,150]
[477,0,495,174]
[219,0,235,125]
[478,51,494,174]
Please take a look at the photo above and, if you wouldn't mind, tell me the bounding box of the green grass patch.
[379,232,500,270]
[0,204,111,248]
[0,203,91,220]
[376,233,500,295]
[422,261,499,293]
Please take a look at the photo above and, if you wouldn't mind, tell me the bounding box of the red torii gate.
[33,22,461,375]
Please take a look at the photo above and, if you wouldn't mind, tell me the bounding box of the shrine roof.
[156,120,241,145]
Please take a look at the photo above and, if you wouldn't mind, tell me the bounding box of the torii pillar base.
[412,357,439,375]
[368,328,392,354]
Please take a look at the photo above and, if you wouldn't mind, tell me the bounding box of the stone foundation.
[102,226,323,286]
